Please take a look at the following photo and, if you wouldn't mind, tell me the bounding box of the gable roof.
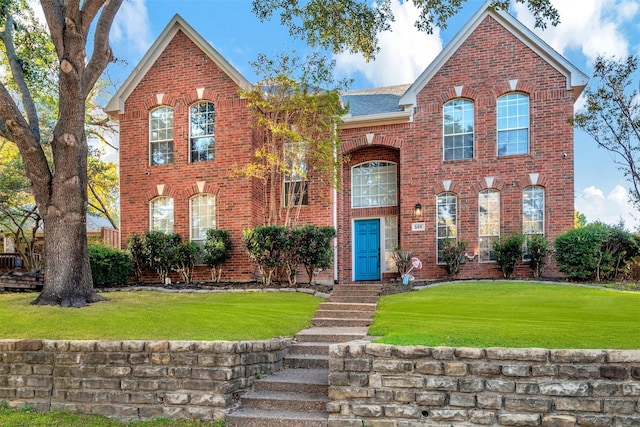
[398,1,589,106]
[105,14,251,118]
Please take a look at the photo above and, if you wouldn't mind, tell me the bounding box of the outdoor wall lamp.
[414,203,422,219]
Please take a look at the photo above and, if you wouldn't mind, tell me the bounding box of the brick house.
[106,3,588,283]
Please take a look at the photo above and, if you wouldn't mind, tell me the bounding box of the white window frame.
[284,141,308,206]
[478,189,500,262]
[149,107,174,166]
[189,194,216,246]
[443,99,474,161]
[436,192,458,264]
[189,101,215,162]
[351,161,398,208]
[523,186,544,236]
[150,196,174,233]
[497,93,529,156]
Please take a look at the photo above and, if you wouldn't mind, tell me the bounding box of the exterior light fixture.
[414,203,422,219]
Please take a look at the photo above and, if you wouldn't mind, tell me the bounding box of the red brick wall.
[335,15,577,282]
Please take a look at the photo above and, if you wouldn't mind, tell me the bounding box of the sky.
[101,0,640,229]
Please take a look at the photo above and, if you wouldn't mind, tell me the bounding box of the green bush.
[127,233,144,282]
[203,229,234,282]
[290,225,336,285]
[524,234,550,278]
[88,244,132,288]
[555,222,640,281]
[493,232,525,279]
[440,238,468,278]
[172,241,200,284]
[141,231,181,284]
[243,225,289,286]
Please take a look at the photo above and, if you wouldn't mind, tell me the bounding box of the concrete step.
[331,288,380,296]
[288,342,330,356]
[318,302,377,312]
[252,368,328,395]
[295,327,369,343]
[332,284,381,292]
[314,309,374,319]
[227,407,328,427]
[329,295,379,303]
[312,317,371,327]
[284,354,329,369]
[239,390,328,412]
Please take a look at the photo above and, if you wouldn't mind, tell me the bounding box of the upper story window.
[150,196,174,233]
[436,192,457,263]
[352,161,397,208]
[284,141,308,206]
[190,101,215,162]
[190,194,216,246]
[478,189,500,262]
[443,99,474,161]
[497,93,529,156]
[523,186,544,235]
[150,107,174,166]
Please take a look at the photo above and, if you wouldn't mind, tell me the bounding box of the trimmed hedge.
[88,244,132,287]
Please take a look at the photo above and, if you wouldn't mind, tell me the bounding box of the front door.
[354,219,381,281]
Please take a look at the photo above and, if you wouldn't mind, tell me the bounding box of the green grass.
[0,404,224,426]
[0,291,321,341]
[370,281,640,349]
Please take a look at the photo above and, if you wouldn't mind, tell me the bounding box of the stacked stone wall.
[328,342,640,426]
[0,338,290,422]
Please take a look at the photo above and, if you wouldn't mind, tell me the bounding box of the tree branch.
[88,181,117,229]
[39,0,65,58]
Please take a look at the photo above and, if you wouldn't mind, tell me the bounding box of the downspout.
[333,122,339,284]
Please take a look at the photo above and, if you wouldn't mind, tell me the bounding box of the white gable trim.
[399,1,588,107]
[105,14,251,118]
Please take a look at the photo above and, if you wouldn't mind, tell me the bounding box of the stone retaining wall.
[0,338,290,422]
[328,342,640,426]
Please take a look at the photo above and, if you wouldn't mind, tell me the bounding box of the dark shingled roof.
[341,84,411,117]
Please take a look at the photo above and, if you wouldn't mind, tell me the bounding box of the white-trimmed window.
[150,107,174,165]
[479,189,500,262]
[150,196,174,233]
[523,186,544,235]
[497,93,529,156]
[352,161,397,208]
[436,192,457,263]
[190,194,216,246]
[443,100,474,161]
[284,141,308,206]
[190,101,215,162]
[384,216,398,271]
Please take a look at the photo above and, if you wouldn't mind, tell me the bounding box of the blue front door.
[354,219,381,281]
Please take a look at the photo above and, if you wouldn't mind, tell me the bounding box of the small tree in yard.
[141,231,181,285]
[127,234,145,283]
[290,225,336,285]
[440,238,468,278]
[172,241,200,284]
[203,229,233,283]
[524,234,550,278]
[493,233,525,279]
[242,225,289,287]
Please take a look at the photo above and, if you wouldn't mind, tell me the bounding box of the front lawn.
[370,281,640,349]
[0,291,321,341]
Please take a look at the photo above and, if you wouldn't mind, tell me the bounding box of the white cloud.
[575,184,638,229]
[512,0,638,64]
[110,0,153,58]
[334,0,443,87]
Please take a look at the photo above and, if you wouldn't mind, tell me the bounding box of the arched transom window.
[351,161,398,208]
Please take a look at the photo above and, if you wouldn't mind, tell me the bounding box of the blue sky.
[102,0,640,229]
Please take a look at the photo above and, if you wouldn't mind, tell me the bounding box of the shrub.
[493,232,525,279]
[242,226,288,286]
[524,234,550,278]
[127,233,144,282]
[141,231,181,284]
[290,225,336,285]
[203,229,233,282]
[391,247,413,276]
[172,241,200,284]
[88,244,132,288]
[555,222,640,281]
[440,238,468,278]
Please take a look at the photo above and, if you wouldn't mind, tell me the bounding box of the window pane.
[190,102,215,163]
[497,94,529,156]
[436,192,457,263]
[384,216,398,271]
[150,107,174,165]
[150,197,174,233]
[478,190,499,261]
[443,100,474,161]
[352,162,397,208]
[190,194,216,242]
[523,186,544,235]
